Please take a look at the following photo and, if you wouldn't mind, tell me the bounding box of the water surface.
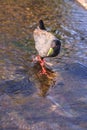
[0,0,87,129]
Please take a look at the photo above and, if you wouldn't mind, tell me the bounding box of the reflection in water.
[27,62,56,97]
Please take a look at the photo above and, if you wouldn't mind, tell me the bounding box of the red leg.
[33,55,48,75]
[36,56,47,75]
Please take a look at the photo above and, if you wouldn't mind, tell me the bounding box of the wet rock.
[0,78,36,96]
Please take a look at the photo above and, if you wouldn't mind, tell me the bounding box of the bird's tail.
[39,20,46,30]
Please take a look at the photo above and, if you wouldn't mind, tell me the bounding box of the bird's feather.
[33,27,57,57]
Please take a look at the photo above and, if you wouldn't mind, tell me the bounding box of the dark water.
[0,0,87,130]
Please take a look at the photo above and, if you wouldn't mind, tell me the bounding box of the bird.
[33,20,61,74]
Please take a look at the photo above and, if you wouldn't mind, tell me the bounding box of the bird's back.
[33,20,61,58]
[33,27,57,57]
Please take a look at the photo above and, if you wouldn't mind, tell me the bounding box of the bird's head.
[47,39,61,57]
[51,39,61,48]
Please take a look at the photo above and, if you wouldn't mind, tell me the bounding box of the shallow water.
[0,0,87,130]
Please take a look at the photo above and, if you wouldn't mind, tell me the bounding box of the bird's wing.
[33,28,55,57]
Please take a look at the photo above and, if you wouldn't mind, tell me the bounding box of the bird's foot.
[39,65,49,77]
[32,55,49,76]
[40,67,47,75]
[34,55,46,69]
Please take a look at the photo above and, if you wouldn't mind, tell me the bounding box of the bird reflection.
[32,62,56,97]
